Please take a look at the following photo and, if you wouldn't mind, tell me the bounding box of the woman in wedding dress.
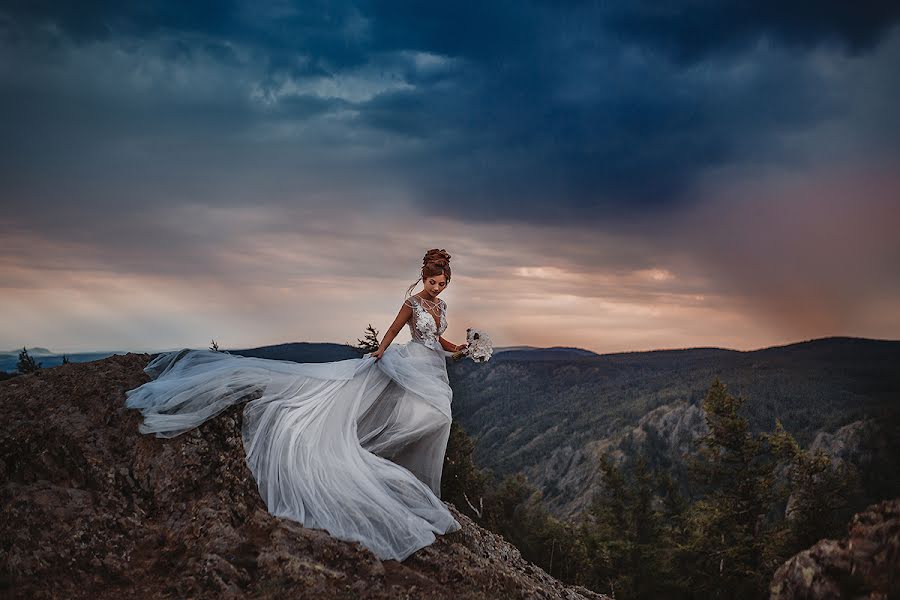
[124,248,469,561]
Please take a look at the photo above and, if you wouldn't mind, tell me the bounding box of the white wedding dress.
[124,295,461,561]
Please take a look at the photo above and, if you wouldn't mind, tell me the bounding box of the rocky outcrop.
[629,400,709,457]
[808,419,879,468]
[527,399,709,518]
[0,354,607,600]
[769,497,899,599]
[524,397,890,523]
[524,438,619,519]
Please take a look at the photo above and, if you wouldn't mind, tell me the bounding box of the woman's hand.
[369,348,385,362]
[450,342,468,362]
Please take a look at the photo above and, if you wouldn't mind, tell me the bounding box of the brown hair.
[405,248,452,298]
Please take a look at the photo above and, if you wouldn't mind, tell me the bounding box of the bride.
[124,248,469,561]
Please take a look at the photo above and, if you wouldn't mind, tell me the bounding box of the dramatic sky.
[2,2,899,354]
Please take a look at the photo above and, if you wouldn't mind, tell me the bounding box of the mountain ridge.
[6,334,897,362]
[445,335,900,519]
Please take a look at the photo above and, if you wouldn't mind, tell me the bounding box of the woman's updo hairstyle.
[405,248,451,298]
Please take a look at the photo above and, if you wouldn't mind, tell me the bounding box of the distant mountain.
[229,343,602,363]
[494,345,539,352]
[493,347,601,361]
[446,336,900,519]
[0,343,363,374]
[0,351,123,373]
[0,346,53,356]
[229,342,601,363]
[228,342,362,363]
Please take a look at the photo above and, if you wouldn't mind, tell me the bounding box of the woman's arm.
[438,336,463,352]
[377,303,414,352]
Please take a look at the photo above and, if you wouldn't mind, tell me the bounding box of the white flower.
[464,328,493,363]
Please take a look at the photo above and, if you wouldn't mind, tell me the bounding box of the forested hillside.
[446,337,900,518]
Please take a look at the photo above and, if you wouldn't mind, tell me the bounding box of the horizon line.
[5,335,898,359]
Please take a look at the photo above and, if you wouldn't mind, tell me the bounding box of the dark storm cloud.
[0,0,898,229]
[353,40,842,224]
[603,0,900,62]
[1,0,371,71]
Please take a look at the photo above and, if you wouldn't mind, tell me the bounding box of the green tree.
[486,473,564,562]
[678,378,784,598]
[580,452,631,596]
[442,420,488,520]
[17,347,41,374]
[481,472,535,540]
[630,454,667,596]
[353,324,381,354]
[579,452,672,598]
[442,424,594,588]
[768,419,857,549]
[532,514,590,585]
[656,468,693,597]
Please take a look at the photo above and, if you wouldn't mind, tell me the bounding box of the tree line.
[440,377,885,599]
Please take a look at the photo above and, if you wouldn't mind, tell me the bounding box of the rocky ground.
[0,353,607,599]
[770,497,899,599]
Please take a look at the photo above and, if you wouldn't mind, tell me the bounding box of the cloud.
[0,2,898,351]
[0,206,769,353]
[601,0,900,62]
[3,2,898,229]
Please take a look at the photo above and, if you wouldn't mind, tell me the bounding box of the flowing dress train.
[124,295,461,561]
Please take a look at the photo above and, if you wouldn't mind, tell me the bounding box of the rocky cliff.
[525,399,710,518]
[0,354,606,600]
[770,497,899,599]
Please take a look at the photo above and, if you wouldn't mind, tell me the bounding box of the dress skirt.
[124,340,461,561]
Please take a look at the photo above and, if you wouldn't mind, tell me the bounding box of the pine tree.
[579,451,674,598]
[767,419,857,549]
[532,515,590,586]
[354,324,381,354]
[630,454,665,597]
[17,347,41,374]
[442,420,488,520]
[478,471,562,570]
[658,469,688,521]
[656,469,693,597]
[581,452,635,596]
[679,378,782,598]
[591,452,631,531]
[482,472,535,537]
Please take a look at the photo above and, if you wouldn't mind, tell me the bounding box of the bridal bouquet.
[452,328,493,362]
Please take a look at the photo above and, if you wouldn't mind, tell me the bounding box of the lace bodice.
[404,296,447,351]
